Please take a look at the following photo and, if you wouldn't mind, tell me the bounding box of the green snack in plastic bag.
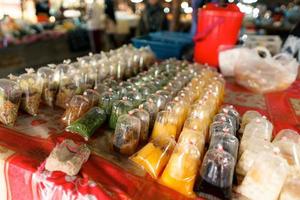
[109,99,134,129]
[66,107,106,141]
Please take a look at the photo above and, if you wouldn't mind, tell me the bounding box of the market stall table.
[0,78,299,199]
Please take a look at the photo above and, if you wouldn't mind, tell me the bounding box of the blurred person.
[35,0,50,23]
[105,0,117,48]
[86,0,106,53]
[138,0,168,35]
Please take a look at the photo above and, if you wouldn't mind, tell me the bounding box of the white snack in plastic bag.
[236,152,289,200]
[279,166,300,200]
[219,48,241,77]
[239,110,262,135]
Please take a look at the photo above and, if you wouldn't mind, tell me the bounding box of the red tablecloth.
[0,79,299,200]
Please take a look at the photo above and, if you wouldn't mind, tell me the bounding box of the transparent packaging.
[178,128,206,153]
[37,66,59,107]
[159,143,201,197]
[130,137,176,178]
[147,93,167,111]
[219,105,240,130]
[279,167,300,200]
[99,90,120,116]
[239,110,262,134]
[113,114,141,155]
[0,79,22,125]
[109,98,134,129]
[66,107,106,141]
[126,90,144,107]
[236,152,289,200]
[129,108,150,143]
[17,70,43,115]
[61,95,90,126]
[194,148,235,200]
[209,121,235,137]
[183,117,209,140]
[83,89,100,107]
[213,113,237,134]
[151,111,178,140]
[139,100,159,129]
[272,129,300,166]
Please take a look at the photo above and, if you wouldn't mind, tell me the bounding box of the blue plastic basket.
[149,31,193,45]
[132,34,192,59]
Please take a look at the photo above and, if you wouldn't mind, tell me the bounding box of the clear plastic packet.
[239,110,262,135]
[236,152,290,200]
[209,121,236,138]
[37,66,59,107]
[193,148,236,200]
[99,90,120,116]
[236,138,274,176]
[147,93,168,111]
[113,114,141,155]
[240,116,273,155]
[209,132,239,161]
[183,117,209,140]
[66,107,106,141]
[130,137,176,178]
[94,59,110,87]
[159,143,201,197]
[178,128,206,153]
[151,111,178,140]
[109,98,134,129]
[129,108,150,143]
[219,105,240,130]
[139,100,159,129]
[61,95,90,126]
[213,113,237,134]
[83,89,100,107]
[279,166,300,200]
[0,79,22,126]
[126,90,144,107]
[272,129,300,166]
[17,69,43,115]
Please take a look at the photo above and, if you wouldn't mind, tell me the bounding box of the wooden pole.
[170,0,181,31]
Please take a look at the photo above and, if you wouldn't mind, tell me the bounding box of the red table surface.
[0,79,299,200]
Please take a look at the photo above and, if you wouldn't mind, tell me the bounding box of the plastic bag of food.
[129,108,150,143]
[219,105,240,129]
[213,113,237,134]
[126,89,144,107]
[273,129,300,166]
[113,114,141,155]
[178,128,206,153]
[209,121,236,137]
[109,98,134,129]
[239,110,262,135]
[66,107,106,140]
[61,95,90,126]
[236,152,289,200]
[83,89,100,107]
[151,111,178,140]
[234,47,299,93]
[194,148,236,200]
[17,69,43,115]
[130,137,176,178]
[159,143,201,197]
[0,79,22,126]
[37,66,59,107]
[139,100,159,129]
[279,167,300,200]
[99,90,120,116]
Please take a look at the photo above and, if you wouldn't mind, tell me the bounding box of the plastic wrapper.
[113,114,141,155]
[109,99,134,129]
[99,90,120,116]
[209,132,239,161]
[151,111,178,140]
[236,152,289,200]
[239,116,273,155]
[279,167,300,200]
[178,128,206,153]
[83,89,100,107]
[219,105,240,130]
[159,143,201,197]
[272,129,300,166]
[239,110,262,135]
[129,108,150,143]
[194,148,236,200]
[139,100,159,129]
[213,113,237,134]
[130,137,176,178]
[17,70,43,115]
[66,107,106,141]
[183,117,209,140]
[236,138,274,176]
[37,66,59,107]
[234,47,299,93]
[45,139,91,176]
[209,121,236,137]
[0,79,22,126]
[126,90,144,107]
[61,95,90,126]
[147,94,168,111]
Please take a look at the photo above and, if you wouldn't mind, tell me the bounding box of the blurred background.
[0,0,299,76]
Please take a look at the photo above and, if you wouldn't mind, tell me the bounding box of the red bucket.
[194,3,244,67]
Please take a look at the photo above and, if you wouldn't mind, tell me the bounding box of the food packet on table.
[139,100,159,130]
[151,111,178,140]
[0,79,22,126]
[61,95,90,126]
[113,114,141,155]
[183,117,209,142]
[219,105,240,129]
[236,137,274,176]
[109,98,134,129]
[66,107,106,141]
[239,110,262,135]
[98,89,120,116]
[126,89,144,107]
[239,116,273,156]
[279,166,300,200]
[147,93,168,111]
[45,139,91,176]
[234,47,299,93]
[130,137,176,179]
[178,128,206,153]
[17,69,43,116]
[159,143,202,197]
[213,113,237,134]
[129,108,150,143]
[37,66,59,107]
[83,89,100,107]
[236,151,289,200]
[272,129,300,166]
[193,148,236,200]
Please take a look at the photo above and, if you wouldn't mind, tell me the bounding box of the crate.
[149,31,193,45]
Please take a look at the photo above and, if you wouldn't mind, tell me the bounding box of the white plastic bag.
[234,47,299,93]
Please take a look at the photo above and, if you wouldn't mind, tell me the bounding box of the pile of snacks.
[0,45,155,126]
